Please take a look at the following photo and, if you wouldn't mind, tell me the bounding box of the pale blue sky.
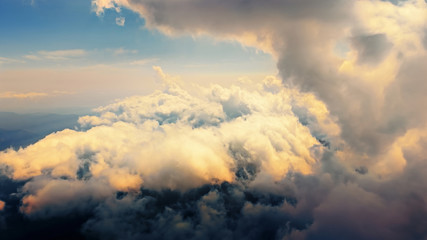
[0,0,275,68]
[0,0,276,113]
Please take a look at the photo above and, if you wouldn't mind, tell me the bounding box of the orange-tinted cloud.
[0,68,323,215]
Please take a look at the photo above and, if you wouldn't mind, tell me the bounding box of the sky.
[1,0,427,240]
[0,0,275,113]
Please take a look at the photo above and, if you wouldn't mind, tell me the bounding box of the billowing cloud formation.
[0,67,322,213]
[92,0,427,174]
[0,68,331,239]
[1,65,427,239]
[0,0,427,239]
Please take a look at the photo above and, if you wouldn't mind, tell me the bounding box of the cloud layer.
[91,0,427,175]
[1,65,427,239]
[0,0,427,239]
[0,69,328,239]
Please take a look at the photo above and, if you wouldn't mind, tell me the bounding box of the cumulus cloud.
[0,65,425,239]
[92,0,427,174]
[0,66,337,238]
[0,65,426,239]
[90,0,427,238]
[0,67,321,212]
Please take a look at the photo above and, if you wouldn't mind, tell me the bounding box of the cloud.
[0,92,48,99]
[112,47,138,55]
[115,17,126,26]
[0,57,24,65]
[0,91,74,100]
[92,0,128,16]
[129,58,157,65]
[94,0,427,174]
[31,49,87,61]
[1,65,427,239]
[0,200,4,211]
[0,68,320,213]
[23,55,41,60]
[351,33,393,64]
[88,1,427,238]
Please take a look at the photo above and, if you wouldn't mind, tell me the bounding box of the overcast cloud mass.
[1,0,427,239]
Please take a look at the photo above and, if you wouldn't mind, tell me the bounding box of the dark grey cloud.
[351,34,393,65]
[80,180,309,240]
[129,0,351,32]
[2,142,427,239]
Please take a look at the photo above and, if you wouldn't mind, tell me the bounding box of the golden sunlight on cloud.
[0,68,324,214]
[92,0,130,16]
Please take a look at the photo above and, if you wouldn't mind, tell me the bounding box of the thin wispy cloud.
[24,49,87,61]
[0,90,75,99]
[112,47,138,55]
[0,56,24,65]
[23,55,41,60]
[51,90,75,96]
[129,58,157,66]
[0,91,48,99]
[38,49,87,60]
